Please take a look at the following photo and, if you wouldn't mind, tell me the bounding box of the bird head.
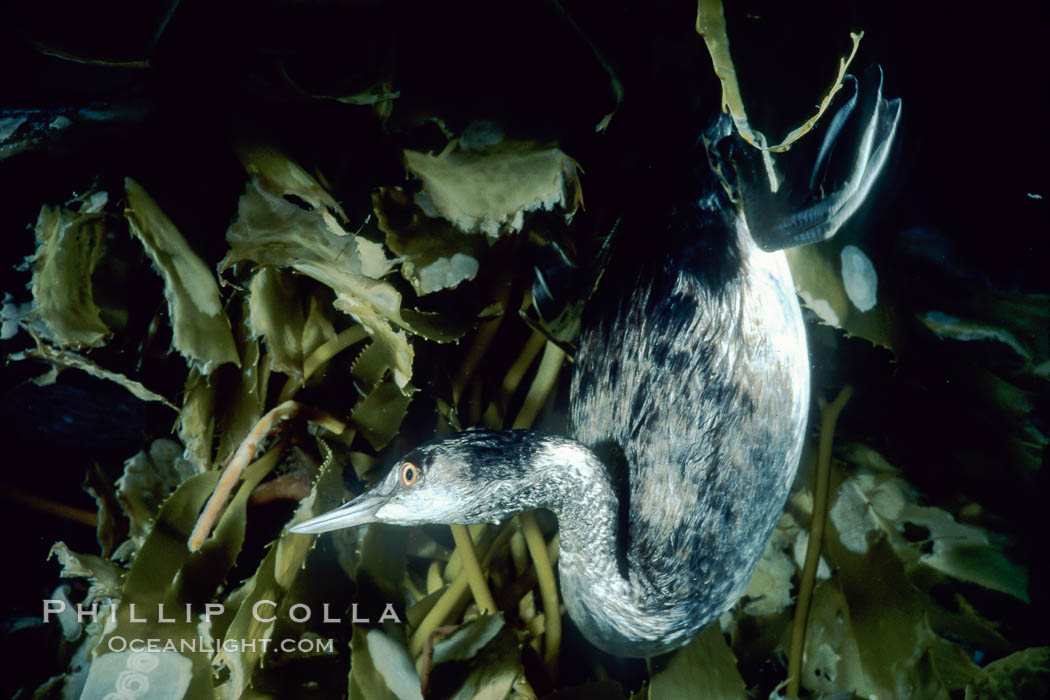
[288,430,553,534]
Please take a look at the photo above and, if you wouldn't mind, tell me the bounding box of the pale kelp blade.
[404,142,582,239]
[648,624,747,699]
[247,267,307,380]
[28,192,111,348]
[125,178,240,374]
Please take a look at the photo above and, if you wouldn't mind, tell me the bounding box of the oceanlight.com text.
[104,636,336,655]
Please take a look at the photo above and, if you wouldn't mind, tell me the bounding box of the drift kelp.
[27,191,111,349]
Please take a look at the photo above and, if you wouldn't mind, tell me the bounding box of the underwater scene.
[1,1,1046,698]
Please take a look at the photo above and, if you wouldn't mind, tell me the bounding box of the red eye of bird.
[399,461,420,487]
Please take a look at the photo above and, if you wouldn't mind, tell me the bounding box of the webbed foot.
[710,65,902,251]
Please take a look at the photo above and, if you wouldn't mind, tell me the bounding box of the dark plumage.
[292,69,900,657]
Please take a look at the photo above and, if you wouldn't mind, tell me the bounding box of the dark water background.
[1,1,1046,695]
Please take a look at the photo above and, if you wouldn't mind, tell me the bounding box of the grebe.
[292,68,900,657]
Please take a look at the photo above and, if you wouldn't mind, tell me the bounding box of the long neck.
[516,436,698,657]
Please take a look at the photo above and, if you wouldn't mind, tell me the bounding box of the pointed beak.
[288,492,388,534]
